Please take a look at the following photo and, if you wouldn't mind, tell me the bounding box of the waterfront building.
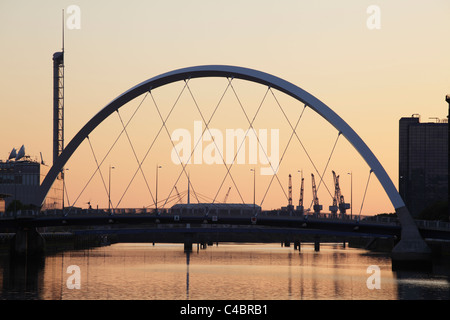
[399,114,448,217]
[0,148,63,211]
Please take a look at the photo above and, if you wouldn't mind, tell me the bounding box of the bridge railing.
[1,209,449,231]
[415,219,450,231]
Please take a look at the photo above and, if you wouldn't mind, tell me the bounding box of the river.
[1,242,449,300]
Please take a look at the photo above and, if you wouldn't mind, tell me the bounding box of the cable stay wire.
[67,136,109,213]
[196,192,215,203]
[67,79,348,213]
[213,84,271,204]
[66,92,150,212]
[150,84,206,207]
[63,177,71,208]
[229,81,288,202]
[359,169,373,217]
[156,76,232,208]
[87,136,111,207]
[115,110,155,207]
[269,88,336,207]
[157,77,234,208]
[116,80,191,209]
[151,91,201,202]
[159,192,183,208]
[307,132,341,212]
[260,104,306,207]
[183,79,246,205]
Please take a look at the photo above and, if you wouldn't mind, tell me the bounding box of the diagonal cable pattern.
[116,80,192,208]
[229,81,289,201]
[259,104,306,207]
[212,85,271,203]
[183,79,246,205]
[67,92,150,211]
[115,109,155,207]
[150,87,202,206]
[359,169,373,216]
[269,88,336,202]
[155,78,246,208]
[87,136,111,207]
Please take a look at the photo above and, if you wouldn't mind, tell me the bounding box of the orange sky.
[1,1,449,214]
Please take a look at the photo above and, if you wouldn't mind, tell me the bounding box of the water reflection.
[1,256,45,300]
[186,250,190,300]
[0,243,449,300]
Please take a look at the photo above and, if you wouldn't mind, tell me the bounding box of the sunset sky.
[1,1,449,214]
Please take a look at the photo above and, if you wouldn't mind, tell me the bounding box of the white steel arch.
[37,65,405,211]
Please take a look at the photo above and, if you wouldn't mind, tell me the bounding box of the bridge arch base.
[391,207,432,271]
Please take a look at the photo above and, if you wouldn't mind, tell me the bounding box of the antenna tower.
[53,10,65,167]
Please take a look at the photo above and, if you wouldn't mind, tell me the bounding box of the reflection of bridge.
[2,209,449,271]
[3,65,435,269]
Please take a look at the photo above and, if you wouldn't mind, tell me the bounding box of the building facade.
[399,115,448,217]
[0,159,63,211]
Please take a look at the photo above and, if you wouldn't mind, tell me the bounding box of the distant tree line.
[6,200,38,212]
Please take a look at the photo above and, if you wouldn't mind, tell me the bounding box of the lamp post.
[156,165,162,214]
[108,165,115,214]
[446,95,449,221]
[250,168,256,215]
[14,169,19,217]
[347,171,353,220]
[63,168,69,215]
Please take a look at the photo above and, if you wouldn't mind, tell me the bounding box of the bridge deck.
[1,210,449,241]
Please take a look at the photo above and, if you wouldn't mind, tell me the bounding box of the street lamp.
[347,171,353,220]
[297,169,303,212]
[446,95,449,222]
[14,169,21,217]
[63,168,69,215]
[250,168,256,215]
[108,165,115,214]
[156,165,162,214]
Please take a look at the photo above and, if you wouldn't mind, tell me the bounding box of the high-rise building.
[399,113,448,217]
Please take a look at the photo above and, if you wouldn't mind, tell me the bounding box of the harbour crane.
[311,174,322,215]
[287,174,293,211]
[297,176,304,214]
[329,171,350,217]
[174,186,183,204]
[223,187,231,203]
[329,171,339,216]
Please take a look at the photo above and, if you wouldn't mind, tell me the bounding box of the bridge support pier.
[184,241,193,252]
[314,237,320,252]
[184,233,193,252]
[391,206,432,270]
[10,227,45,258]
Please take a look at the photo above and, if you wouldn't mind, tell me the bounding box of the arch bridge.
[34,65,430,266]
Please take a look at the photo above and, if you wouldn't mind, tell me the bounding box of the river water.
[0,242,449,300]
